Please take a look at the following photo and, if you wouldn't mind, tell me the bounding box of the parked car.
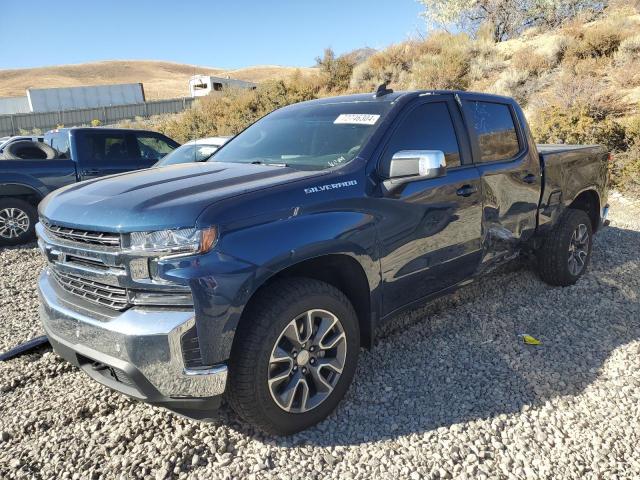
[0,135,45,156]
[37,89,609,434]
[0,127,179,246]
[154,137,231,167]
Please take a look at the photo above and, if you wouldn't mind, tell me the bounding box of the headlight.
[128,227,217,256]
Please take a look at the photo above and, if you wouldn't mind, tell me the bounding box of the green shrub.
[400,33,472,90]
[564,23,624,59]
[511,47,553,76]
[531,105,628,152]
[90,119,102,127]
[350,42,416,90]
[157,79,319,143]
[611,34,640,88]
[315,48,356,92]
[17,127,42,135]
[491,68,534,105]
[615,34,640,64]
[610,143,640,193]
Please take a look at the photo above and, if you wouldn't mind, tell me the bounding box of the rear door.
[76,131,141,180]
[460,96,541,266]
[376,96,483,315]
[132,133,179,168]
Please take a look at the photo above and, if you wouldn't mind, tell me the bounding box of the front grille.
[42,220,121,247]
[51,269,129,311]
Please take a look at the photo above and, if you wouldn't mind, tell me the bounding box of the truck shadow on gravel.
[223,226,640,446]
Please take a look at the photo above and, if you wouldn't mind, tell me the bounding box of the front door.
[376,97,483,316]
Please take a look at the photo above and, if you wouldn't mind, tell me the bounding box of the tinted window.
[80,133,131,165]
[136,135,176,161]
[465,101,520,163]
[50,133,70,159]
[383,102,461,169]
[212,102,394,171]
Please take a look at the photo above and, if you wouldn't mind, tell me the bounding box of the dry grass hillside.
[0,60,318,100]
[129,3,639,192]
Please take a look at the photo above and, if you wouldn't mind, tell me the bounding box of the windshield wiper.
[250,160,289,167]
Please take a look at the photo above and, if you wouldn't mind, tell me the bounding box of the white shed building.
[0,83,146,114]
[0,96,31,115]
[27,83,145,112]
[189,75,257,97]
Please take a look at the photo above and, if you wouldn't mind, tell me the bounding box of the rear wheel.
[0,198,37,247]
[227,277,359,435]
[537,208,593,286]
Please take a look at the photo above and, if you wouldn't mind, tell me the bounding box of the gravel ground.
[1,193,639,479]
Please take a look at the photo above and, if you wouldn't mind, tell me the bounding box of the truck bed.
[536,143,608,231]
[537,144,604,156]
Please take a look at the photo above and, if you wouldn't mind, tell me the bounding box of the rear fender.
[0,177,48,200]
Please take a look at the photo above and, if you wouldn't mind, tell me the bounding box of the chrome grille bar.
[51,269,129,311]
[41,220,121,247]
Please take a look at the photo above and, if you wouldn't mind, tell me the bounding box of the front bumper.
[38,268,227,417]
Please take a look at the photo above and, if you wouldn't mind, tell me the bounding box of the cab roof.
[293,89,517,106]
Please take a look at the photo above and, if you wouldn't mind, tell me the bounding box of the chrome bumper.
[38,268,227,401]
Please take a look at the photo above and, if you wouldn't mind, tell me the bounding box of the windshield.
[155,143,220,166]
[210,101,393,170]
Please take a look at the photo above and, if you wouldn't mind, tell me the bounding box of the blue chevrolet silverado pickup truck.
[0,127,178,246]
[36,89,609,434]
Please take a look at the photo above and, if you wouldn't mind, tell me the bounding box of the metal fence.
[0,97,195,137]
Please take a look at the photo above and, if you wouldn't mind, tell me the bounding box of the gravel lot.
[1,193,639,479]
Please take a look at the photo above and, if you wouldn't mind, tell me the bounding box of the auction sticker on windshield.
[334,114,380,125]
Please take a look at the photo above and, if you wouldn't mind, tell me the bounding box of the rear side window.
[465,101,520,163]
[382,102,461,169]
[136,135,175,161]
[50,133,70,159]
[80,133,131,165]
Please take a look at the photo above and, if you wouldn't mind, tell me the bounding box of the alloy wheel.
[268,309,347,413]
[568,223,589,276]
[0,208,30,239]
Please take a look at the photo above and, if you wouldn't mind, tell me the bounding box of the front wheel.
[227,277,360,435]
[537,208,593,286]
[0,198,38,247]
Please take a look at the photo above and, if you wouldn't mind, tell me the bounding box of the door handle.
[522,173,537,184]
[82,169,100,176]
[456,185,478,197]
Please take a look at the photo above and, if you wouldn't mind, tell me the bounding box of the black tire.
[227,277,360,435]
[0,198,38,247]
[2,140,57,160]
[537,208,593,286]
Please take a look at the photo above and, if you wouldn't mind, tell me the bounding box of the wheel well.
[0,194,40,208]
[247,254,373,348]
[1,184,42,209]
[569,190,600,231]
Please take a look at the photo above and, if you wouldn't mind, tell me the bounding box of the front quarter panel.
[167,167,381,365]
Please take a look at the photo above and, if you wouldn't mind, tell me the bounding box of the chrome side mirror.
[388,150,446,179]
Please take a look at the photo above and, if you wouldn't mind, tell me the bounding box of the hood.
[39,162,321,232]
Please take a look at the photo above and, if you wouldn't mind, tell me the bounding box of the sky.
[0,0,425,70]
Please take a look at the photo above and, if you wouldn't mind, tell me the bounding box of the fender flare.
[0,182,44,202]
